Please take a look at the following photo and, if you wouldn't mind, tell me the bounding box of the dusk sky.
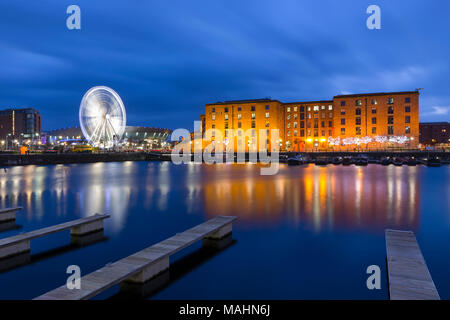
[1,0,449,131]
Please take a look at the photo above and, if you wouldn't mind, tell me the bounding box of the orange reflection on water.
[202,164,420,231]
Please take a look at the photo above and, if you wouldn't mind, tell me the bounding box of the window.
[321,105,325,110]
[321,113,325,118]
[372,108,377,114]
[314,129,319,137]
[356,117,361,125]
[314,120,319,128]
[388,116,394,124]
[212,115,215,121]
[388,98,394,104]
[313,105,319,111]
[307,106,311,111]
[329,121,332,127]
[212,124,215,129]
[329,113,333,118]
[372,127,376,134]
[287,130,290,137]
[372,99,377,105]
[405,97,411,103]
[237,107,241,111]
[224,107,228,113]
[340,101,346,106]
[212,108,215,112]
[300,113,305,120]
[294,130,297,137]
[294,122,298,128]
[225,122,228,129]
[224,114,228,120]
[293,106,297,112]
[356,100,362,106]
[405,126,411,134]
[300,106,305,112]
[356,127,361,135]
[328,105,333,110]
[265,112,270,118]
[287,114,291,120]
[388,126,394,135]
[321,130,325,136]
[405,106,410,112]
[294,114,298,120]
[321,121,325,127]
[265,121,270,127]
[328,130,332,136]
[307,122,311,128]
[212,130,215,137]
[405,116,410,123]
[300,130,305,137]
[237,114,242,119]
[287,123,291,129]
[238,122,241,128]
[251,121,255,128]
[307,129,311,136]
[341,128,345,135]
[341,109,346,115]
[308,113,311,119]
[265,105,270,110]
[300,121,305,128]
[356,108,361,115]
[388,106,394,114]
[251,113,256,119]
[341,118,345,125]
[251,106,256,111]
[287,107,291,112]
[372,117,376,124]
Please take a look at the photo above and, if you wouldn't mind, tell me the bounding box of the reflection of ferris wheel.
[79,86,126,148]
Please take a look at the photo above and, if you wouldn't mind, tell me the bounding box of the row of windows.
[286,105,333,112]
[287,129,333,137]
[340,116,411,125]
[287,112,333,120]
[211,105,271,113]
[340,97,411,107]
[212,112,271,121]
[287,121,333,129]
[339,126,411,135]
[340,106,411,115]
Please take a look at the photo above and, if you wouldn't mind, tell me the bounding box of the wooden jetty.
[0,207,23,223]
[385,229,440,300]
[34,215,237,300]
[0,214,109,260]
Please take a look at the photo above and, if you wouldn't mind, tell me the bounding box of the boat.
[342,156,353,166]
[393,157,404,166]
[287,154,307,166]
[332,157,343,165]
[355,155,369,166]
[406,157,417,166]
[315,157,329,166]
[426,157,441,167]
[381,157,392,166]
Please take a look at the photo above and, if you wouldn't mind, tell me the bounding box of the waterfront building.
[200,91,420,151]
[0,108,42,138]
[419,122,450,145]
[46,126,172,149]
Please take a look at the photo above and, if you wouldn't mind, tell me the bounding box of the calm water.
[0,161,449,299]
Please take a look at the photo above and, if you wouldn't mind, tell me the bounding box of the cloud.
[421,106,450,117]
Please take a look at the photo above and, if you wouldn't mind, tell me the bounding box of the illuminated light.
[306,138,313,143]
[320,138,326,142]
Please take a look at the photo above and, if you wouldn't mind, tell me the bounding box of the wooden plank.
[0,207,23,214]
[386,229,440,300]
[0,213,110,248]
[34,215,236,300]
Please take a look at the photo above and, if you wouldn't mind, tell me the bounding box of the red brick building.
[0,108,42,139]
[419,122,450,145]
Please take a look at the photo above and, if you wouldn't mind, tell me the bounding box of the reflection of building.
[0,108,42,138]
[202,165,420,231]
[46,126,171,148]
[419,122,450,145]
[200,91,420,151]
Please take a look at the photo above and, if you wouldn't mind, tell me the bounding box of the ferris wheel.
[79,86,126,148]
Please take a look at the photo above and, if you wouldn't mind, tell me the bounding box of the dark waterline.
[0,162,449,299]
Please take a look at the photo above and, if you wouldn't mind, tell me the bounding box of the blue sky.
[0,0,449,130]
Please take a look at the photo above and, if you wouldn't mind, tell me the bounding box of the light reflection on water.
[1,162,449,300]
[0,162,421,232]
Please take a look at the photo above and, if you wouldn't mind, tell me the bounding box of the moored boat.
[381,157,392,166]
[393,157,404,166]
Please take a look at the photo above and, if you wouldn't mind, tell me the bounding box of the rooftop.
[333,91,419,98]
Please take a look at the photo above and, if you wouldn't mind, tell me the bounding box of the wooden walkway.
[385,229,440,300]
[35,215,237,300]
[0,207,23,223]
[0,214,109,260]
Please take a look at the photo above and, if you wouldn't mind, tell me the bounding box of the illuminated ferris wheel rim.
[79,86,126,148]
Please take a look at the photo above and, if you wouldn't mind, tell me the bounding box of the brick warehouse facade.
[199,90,420,152]
[0,108,42,139]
